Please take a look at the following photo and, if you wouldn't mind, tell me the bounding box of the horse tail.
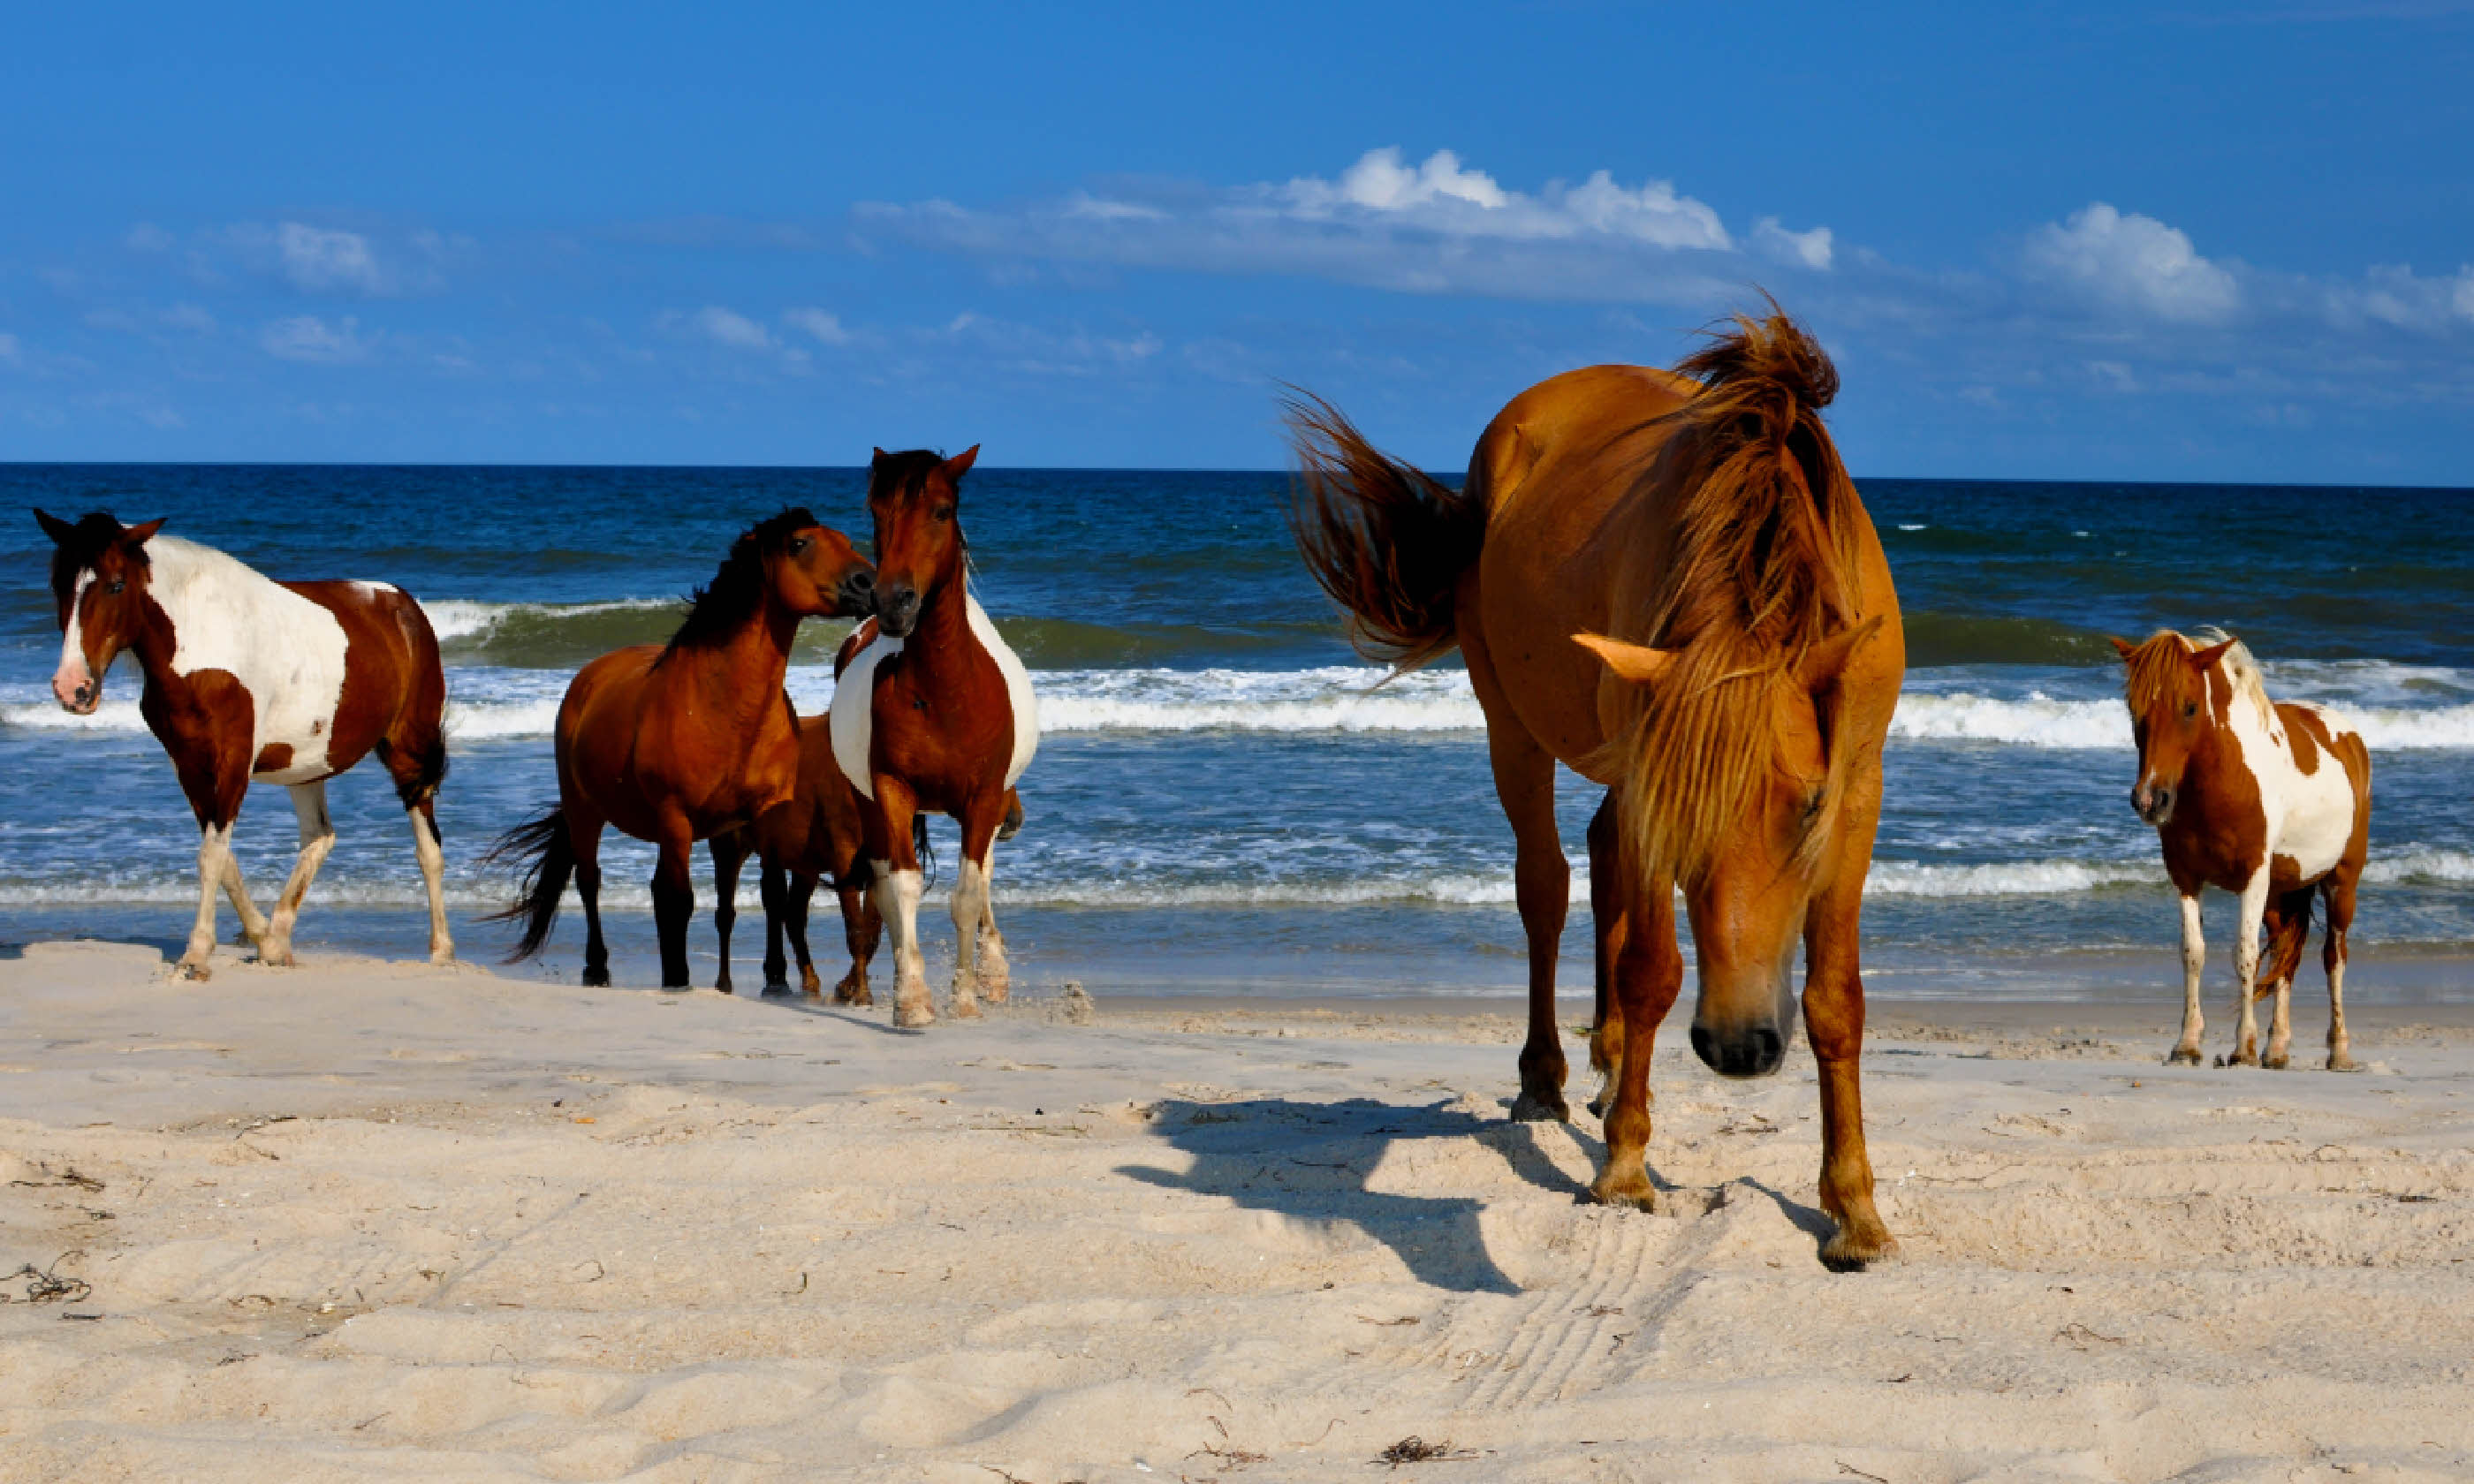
[480,805,573,961]
[1283,391,1485,671]
[2255,893,2316,999]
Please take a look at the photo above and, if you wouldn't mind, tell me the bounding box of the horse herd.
[31,309,2375,1269]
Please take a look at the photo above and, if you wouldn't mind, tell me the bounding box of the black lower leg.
[577,863,611,988]
[652,873,694,988]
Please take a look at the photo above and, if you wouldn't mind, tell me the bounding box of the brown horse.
[830,446,1039,1027]
[1288,311,1904,1267]
[738,710,883,1000]
[487,509,876,989]
[2112,630,2372,1070]
[34,509,454,979]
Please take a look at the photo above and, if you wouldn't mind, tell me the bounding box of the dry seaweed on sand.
[2,1253,92,1304]
[1374,1436,1476,1467]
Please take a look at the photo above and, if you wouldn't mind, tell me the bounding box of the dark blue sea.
[4,466,2470,999]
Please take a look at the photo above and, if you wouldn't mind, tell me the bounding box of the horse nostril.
[849,571,874,593]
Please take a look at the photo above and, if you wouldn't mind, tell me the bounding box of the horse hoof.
[2263,1053,2289,1071]
[581,966,611,988]
[2327,1053,2361,1072]
[176,959,213,983]
[1821,1224,1902,1272]
[951,999,983,1021]
[2165,1047,2202,1066]
[1589,1177,1657,1214]
[893,1003,936,1029]
[1507,1092,1569,1124]
[260,948,296,969]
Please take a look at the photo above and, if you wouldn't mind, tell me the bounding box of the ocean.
[4,465,2470,1001]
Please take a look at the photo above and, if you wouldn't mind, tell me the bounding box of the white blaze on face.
[52,569,96,710]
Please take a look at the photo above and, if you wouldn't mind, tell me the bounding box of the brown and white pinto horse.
[1288,312,1905,1267]
[2112,630,2372,1070]
[831,447,1039,1028]
[488,510,875,989]
[34,509,453,979]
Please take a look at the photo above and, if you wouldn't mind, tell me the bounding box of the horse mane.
[45,511,150,609]
[663,506,821,656]
[1591,308,1867,887]
[2121,627,2279,735]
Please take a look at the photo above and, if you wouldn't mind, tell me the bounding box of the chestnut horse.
[1288,312,1904,1267]
[831,446,1039,1027]
[487,510,875,988]
[2112,630,2372,1070]
[34,509,453,978]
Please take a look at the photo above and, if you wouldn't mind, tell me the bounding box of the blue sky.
[3,2,2470,480]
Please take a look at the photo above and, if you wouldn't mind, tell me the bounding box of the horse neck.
[119,538,219,679]
[899,559,982,688]
[679,593,804,728]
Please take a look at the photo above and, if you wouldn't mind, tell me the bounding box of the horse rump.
[480,804,573,961]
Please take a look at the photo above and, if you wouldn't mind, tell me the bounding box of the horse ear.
[1573,632,1677,686]
[32,508,74,545]
[943,444,980,480]
[2188,637,2235,671]
[2109,636,2137,662]
[124,518,167,546]
[870,447,888,465]
[1798,616,1886,690]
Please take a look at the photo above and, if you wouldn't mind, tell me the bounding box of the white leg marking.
[976,844,1009,1003]
[874,862,931,1027]
[220,850,269,947]
[2170,893,2205,1064]
[949,855,988,1018]
[409,806,454,964]
[262,780,336,967]
[181,823,235,979]
[2266,974,2294,1068]
[2227,870,2270,1065]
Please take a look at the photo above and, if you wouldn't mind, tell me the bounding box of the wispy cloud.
[2021,203,2242,323]
[260,314,376,363]
[679,304,773,350]
[783,307,850,345]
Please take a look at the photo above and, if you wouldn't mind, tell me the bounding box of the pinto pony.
[831,446,1039,1028]
[33,509,453,978]
[1286,312,1904,1267]
[487,510,875,988]
[2112,631,2372,1070]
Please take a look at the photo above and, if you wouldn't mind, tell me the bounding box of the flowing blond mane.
[2121,627,2279,736]
[1590,310,1867,887]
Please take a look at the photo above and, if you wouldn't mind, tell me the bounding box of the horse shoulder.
[829,632,904,800]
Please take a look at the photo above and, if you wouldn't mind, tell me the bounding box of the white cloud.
[2022,203,2241,323]
[783,307,850,344]
[260,314,375,364]
[1279,148,1730,251]
[682,305,773,350]
[1753,217,1833,270]
[274,223,386,293]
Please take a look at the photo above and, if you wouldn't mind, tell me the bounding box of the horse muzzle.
[51,668,99,716]
[2131,782,2175,827]
[1690,1019,1788,1079]
[877,583,921,638]
[836,569,877,619]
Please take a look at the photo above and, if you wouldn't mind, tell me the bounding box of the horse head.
[2112,630,2238,827]
[865,444,979,639]
[767,517,877,623]
[1575,617,1879,1079]
[33,508,167,715]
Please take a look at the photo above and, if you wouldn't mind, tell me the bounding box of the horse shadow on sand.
[1114,1095,1612,1296]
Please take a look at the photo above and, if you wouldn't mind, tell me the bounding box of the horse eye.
[107,579,125,594]
[789,537,809,554]
[2182,701,2197,719]
[933,505,955,523]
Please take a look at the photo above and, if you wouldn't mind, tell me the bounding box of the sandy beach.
[4,940,2471,1483]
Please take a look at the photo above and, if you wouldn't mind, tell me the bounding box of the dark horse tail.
[1283,392,1487,671]
[480,806,573,961]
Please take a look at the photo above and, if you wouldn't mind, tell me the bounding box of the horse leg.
[219,851,271,950]
[1590,872,1682,1210]
[1487,719,1569,1123]
[758,857,792,991]
[2167,891,2205,1064]
[868,782,932,1026]
[180,821,240,981]
[1803,801,1898,1268]
[259,780,338,967]
[1584,790,1629,1120]
[709,830,748,994]
[572,808,611,988]
[952,806,1009,1009]
[2258,887,2312,1070]
[2323,867,2360,1071]
[2221,869,2272,1066]
[828,875,873,1003]
[406,799,453,964]
[651,824,696,990]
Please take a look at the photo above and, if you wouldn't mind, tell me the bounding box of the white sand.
[3,940,2470,1482]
